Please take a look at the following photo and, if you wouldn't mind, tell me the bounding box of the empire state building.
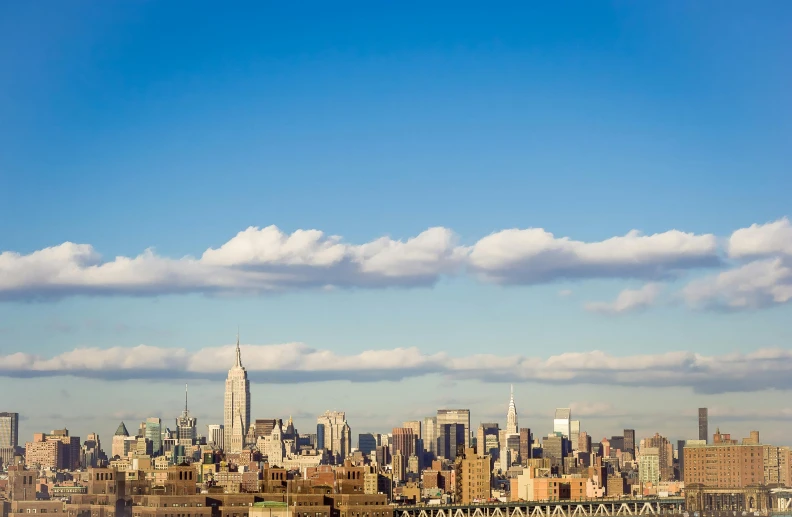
[224,334,251,453]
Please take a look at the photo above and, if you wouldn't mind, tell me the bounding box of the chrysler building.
[224,333,251,453]
[506,384,518,435]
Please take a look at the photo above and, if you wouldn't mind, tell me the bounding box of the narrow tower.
[224,331,251,453]
[506,385,519,435]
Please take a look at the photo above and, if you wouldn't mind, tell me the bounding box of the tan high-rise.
[224,334,251,453]
[455,447,491,504]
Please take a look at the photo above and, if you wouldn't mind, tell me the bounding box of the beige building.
[317,411,351,461]
[25,433,64,469]
[455,447,490,504]
[684,430,766,488]
[225,335,251,454]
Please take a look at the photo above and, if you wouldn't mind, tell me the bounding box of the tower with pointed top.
[506,385,518,435]
[224,333,251,453]
[176,384,197,446]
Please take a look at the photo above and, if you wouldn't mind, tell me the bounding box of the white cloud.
[585,283,664,314]
[2,342,792,394]
[674,217,792,311]
[0,227,465,300]
[468,227,719,284]
[728,217,792,259]
[558,289,573,297]
[683,257,792,310]
[0,223,725,300]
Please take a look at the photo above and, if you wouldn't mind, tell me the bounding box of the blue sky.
[1,2,791,448]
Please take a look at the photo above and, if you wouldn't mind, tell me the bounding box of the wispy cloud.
[2,342,792,394]
[468,228,719,284]
[585,283,664,314]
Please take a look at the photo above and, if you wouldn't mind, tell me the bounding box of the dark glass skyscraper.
[623,429,636,455]
[698,408,708,443]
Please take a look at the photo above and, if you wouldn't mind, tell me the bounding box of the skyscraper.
[553,408,571,438]
[0,412,19,448]
[698,408,708,443]
[423,417,437,458]
[317,410,351,461]
[392,427,416,459]
[570,420,580,450]
[624,429,636,455]
[111,422,130,459]
[519,428,531,463]
[145,417,162,456]
[437,423,465,460]
[224,333,251,453]
[358,433,377,455]
[437,409,470,449]
[506,386,518,435]
[176,385,197,446]
[208,424,224,450]
[402,420,422,438]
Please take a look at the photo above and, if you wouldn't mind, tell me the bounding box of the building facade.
[506,386,518,435]
[437,410,470,450]
[317,411,351,462]
[698,408,708,444]
[0,412,19,448]
[224,335,251,454]
[553,409,571,439]
[208,424,224,450]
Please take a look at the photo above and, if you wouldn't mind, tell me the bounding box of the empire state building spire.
[235,330,242,368]
[224,331,251,453]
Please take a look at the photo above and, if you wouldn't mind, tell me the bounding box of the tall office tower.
[437,423,466,461]
[677,439,686,481]
[0,412,19,448]
[145,417,162,456]
[175,385,197,446]
[570,420,580,450]
[224,334,251,453]
[519,428,532,463]
[477,423,500,457]
[81,433,103,468]
[553,408,571,438]
[578,431,591,453]
[610,435,625,452]
[358,433,377,455]
[698,408,708,443]
[506,385,519,435]
[207,424,224,450]
[316,423,325,450]
[317,410,351,461]
[111,422,130,458]
[392,428,416,459]
[542,435,569,470]
[437,409,470,449]
[624,429,636,455]
[423,417,437,457]
[402,420,422,439]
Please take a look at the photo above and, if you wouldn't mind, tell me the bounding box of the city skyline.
[2,2,792,452]
[3,363,779,454]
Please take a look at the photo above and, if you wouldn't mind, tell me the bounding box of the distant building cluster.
[2,343,792,516]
